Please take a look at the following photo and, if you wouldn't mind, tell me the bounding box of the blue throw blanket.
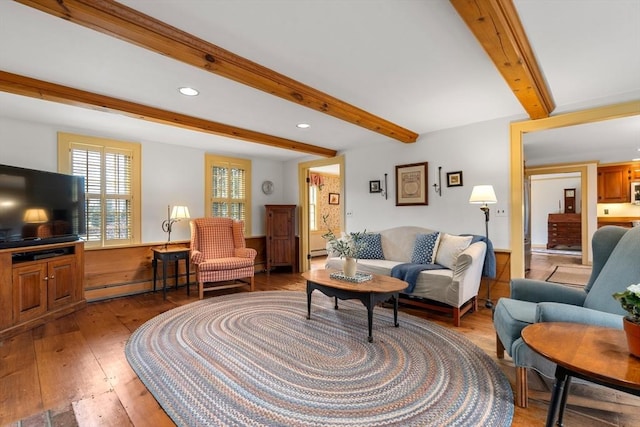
[462,234,496,279]
[391,263,446,293]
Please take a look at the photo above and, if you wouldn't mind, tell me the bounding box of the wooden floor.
[1,253,638,426]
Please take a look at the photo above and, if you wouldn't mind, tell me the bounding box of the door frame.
[297,156,344,273]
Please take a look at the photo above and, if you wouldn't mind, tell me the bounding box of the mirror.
[509,100,640,278]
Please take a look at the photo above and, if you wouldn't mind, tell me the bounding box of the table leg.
[367,293,374,342]
[546,366,569,427]
[152,258,157,292]
[186,258,190,296]
[306,282,312,320]
[334,296,338,309]
[174,260,179,291]
[556,376,571,427]
[393,293,399,327]
[162,258,168,300]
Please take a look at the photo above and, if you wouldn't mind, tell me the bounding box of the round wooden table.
[522,322,640,427]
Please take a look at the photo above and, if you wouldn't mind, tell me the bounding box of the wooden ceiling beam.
[14,0,419,143]
[0,71,337,158]
[450,0,555,119]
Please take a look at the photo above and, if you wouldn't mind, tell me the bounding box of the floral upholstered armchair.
[190,218,257,299]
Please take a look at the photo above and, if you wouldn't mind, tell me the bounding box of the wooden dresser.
[547,213,581,249]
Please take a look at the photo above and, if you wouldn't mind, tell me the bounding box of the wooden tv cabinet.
[0,240,86,341]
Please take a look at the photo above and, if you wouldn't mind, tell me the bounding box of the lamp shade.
[469,185,497,204]
[23,208,49,223]
[170,205,190,220]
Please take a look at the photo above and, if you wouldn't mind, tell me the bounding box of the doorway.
[298,156,344,273]
[525,164,593,266]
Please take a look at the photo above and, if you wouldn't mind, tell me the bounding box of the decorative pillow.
[353,233,385,260]
[434,233,473,269]
[411,232,441,264]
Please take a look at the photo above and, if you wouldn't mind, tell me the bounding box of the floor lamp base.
[485,299,494,309]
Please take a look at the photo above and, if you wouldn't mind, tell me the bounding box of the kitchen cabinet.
[598,164,631,203]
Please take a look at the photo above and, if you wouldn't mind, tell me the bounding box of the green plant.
[613,284,640,324]
[321,214,366,259]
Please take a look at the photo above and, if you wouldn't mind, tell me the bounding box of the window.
[309,185,318,231]
[58,132,141,247]
[205,154,252,234]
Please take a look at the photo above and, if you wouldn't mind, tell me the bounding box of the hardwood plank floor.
[1,253,638,426]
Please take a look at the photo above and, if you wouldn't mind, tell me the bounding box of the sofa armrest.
[235,247,257,259]
[191,250,205,264]
[452,241,487,304]
[511,279,587,306]
[535,302,624,329]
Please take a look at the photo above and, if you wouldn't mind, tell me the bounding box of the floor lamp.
[469,185,497,308]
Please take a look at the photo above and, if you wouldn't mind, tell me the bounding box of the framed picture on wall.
[328,193,340,205]
[395,162,428,206]
[446,171,463,187]
[369,180,381,193]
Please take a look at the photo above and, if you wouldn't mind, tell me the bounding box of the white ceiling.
[0,0,639,163]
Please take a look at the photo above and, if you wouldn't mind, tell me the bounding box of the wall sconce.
[469,184,497,308]
[161,205,190,245]
[432,166,442,196]
[23,208,49,223]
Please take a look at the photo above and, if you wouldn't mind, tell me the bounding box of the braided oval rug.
[126,291,513,426]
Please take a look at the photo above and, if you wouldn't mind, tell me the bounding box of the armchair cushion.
[493,299,537,353]
[197,256,254,271]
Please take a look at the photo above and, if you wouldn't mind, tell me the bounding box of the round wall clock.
[261,180,274,195]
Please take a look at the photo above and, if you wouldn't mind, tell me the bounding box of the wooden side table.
[152,247,191,299]
[522,322,640,427]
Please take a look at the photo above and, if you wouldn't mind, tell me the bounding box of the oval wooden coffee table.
[302,269,408,342]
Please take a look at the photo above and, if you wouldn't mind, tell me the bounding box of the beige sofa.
[325,226,488,326]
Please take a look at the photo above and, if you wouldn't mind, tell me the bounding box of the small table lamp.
[162,205,190,245]
[469,185,497,308]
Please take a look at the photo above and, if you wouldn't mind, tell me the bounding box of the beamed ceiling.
[0,0,639,162]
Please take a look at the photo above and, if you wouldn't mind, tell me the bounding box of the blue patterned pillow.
[411,232,441,264]
[353,233,385,260]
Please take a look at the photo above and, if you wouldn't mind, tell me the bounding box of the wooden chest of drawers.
[547,213,581,249]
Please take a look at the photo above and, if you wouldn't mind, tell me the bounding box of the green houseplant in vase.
[613,284,640,358]
[321,215,366,278]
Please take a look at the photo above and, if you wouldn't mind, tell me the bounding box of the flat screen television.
[0,164,86,249]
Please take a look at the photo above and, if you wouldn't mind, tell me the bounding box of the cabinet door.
[598,165,630,203]
[12,263,48,324]
[266,205,296,271]
[47,256,76,310]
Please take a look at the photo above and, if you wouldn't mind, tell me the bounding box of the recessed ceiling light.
[296,123,310,129]
[178,87,199,96]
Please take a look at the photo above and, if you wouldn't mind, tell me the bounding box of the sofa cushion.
[411,232,441,264]
[354,233,385,260]
[435,233,472,269]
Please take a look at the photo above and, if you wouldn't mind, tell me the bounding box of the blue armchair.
[493,225,640,407]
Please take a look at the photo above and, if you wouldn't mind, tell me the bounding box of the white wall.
[0,116,288,242]
[286,117,515,250]
[530,173,581,247]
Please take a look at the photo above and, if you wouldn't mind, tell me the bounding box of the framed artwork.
[446,171,463,187]
[369,180,382,193]
[328,192,340,205]
[395,162,428,206]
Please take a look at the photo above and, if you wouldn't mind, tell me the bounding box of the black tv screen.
[0,164,86,249]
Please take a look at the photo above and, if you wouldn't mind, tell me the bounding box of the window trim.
[57,132,141,248]
[204,154,252,235]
